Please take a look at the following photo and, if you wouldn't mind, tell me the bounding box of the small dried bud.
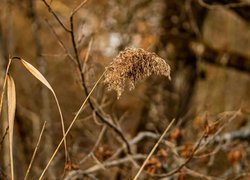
[146,157,161,175]
[104,47,171,98]
[227,149,242,164]
[170,128,181,141]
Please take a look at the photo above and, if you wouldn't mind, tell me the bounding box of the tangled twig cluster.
[104,48,171,98]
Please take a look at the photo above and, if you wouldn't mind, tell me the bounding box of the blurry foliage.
[0,0,250,179]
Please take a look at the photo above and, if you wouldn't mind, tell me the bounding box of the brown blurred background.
[0,0,250,179]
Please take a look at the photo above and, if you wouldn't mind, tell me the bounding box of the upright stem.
[133,119,176,180]
[0,59,12,117]
[42,0,131,154]
[39,70,106,179]
[29,0,69,167]
[69,14,131,154]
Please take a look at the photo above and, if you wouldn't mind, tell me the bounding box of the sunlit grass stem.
[39,70,106,179]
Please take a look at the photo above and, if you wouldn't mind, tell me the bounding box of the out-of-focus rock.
[203,7,250,58]
[194,61,250,114]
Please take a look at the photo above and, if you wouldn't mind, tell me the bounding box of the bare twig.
[231,173,250,180]
[64,154,146,180]
[71,0,88,17]
[41,0,71,32]
[90,153,106,171]
[45,19,76,65]
[183,167,223,180]
[82,38,93,74]
[153,132,206,178]
[79,126,107,164]
[0,126,9,150]
[42,0,131,154]
[107,130,179,162]
[213,128,250,144]
[133,118,176,180]
[24,121,47,180]
[197,110,241,153]
[84,154,146,174]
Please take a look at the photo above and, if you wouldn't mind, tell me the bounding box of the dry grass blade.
[20,59,69,161]
[39,48,170,178]
[7,75,16,180]
[39,70,106,180]
[24,121,47,180]
[20,59,54,92]
[0,59,12,117]
[133,118,176,180]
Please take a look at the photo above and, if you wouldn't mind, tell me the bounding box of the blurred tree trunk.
[139,0,204,132]
[139,0,250,133]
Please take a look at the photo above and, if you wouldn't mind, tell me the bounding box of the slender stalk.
[39,70,106,180]
[29,0,69,166]
[133,118,176,180]
[71,0,88,17]
[41,0,71,32]
[24,121,47,180]
[42,0,131,154]
[69,15,131,154]
[0,58,12,117]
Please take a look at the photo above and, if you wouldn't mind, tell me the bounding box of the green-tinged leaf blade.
[7,75,16,180]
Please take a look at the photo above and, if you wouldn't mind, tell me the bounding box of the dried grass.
[104,47,171,98]
[7,75,16,180]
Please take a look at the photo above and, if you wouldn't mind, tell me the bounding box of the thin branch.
[153,132,206,178]
[231,173,250,180]
[197,110,241,153]
[84,154,146,174]
[107,130,179,162]
[79,126,107,164]
[43,0,131,154]
[70,16,131,154]
[90,153,106,171]
[183,167,223,180]
[71,0,88,17]
[41,0,71,32]
[45,19,76,65]
[82,37,93,74]
[212,128,250,144]
[64,154,146,180]
[0,126,9,150]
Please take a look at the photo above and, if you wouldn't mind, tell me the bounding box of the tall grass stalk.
[39,70,107,179]
[0,59,12,117]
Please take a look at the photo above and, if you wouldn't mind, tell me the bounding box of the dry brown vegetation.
[0,0,250,180]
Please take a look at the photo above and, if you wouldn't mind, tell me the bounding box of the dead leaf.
[20,59,68,160]
[7,74,16,180]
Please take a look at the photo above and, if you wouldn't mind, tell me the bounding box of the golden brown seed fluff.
[104,47,171,99]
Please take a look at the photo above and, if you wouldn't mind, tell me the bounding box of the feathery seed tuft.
[104,47,171,99]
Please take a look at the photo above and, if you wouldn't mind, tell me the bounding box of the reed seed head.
[104,47,171,99]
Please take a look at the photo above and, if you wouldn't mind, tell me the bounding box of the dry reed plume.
[104,47,171,98]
